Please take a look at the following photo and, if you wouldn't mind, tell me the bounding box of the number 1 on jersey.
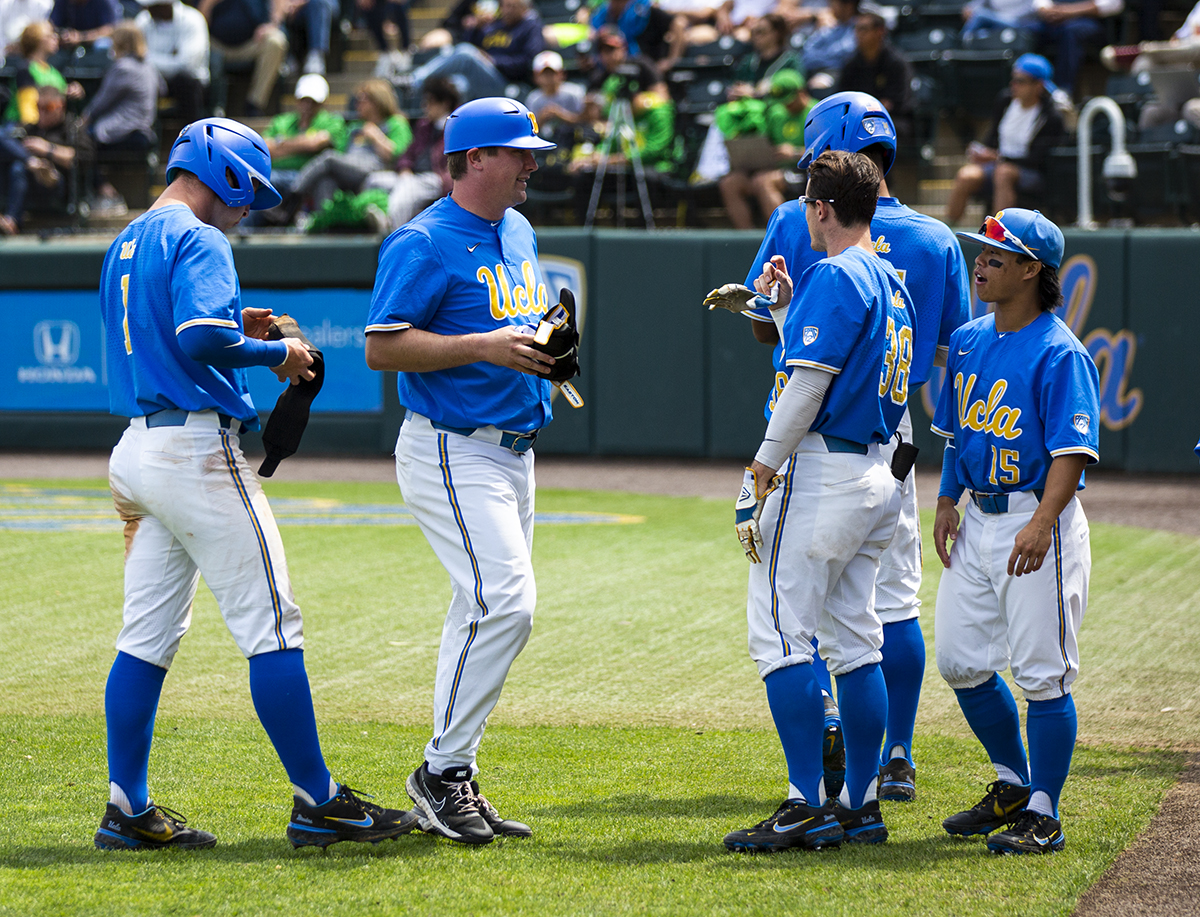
[120,273,132,355]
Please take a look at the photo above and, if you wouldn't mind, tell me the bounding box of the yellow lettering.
[495,264,514,317]
[873,235,891,254]
[119,240,137,260]
[478,266,502,319]
[957,377,1024,440]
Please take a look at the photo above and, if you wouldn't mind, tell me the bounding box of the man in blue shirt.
[722,149,916,852]
[932,208,1100,854]
[96,118,417,852]
[365,97,557,846]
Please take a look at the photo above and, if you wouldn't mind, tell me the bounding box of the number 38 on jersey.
[878,307,913,406]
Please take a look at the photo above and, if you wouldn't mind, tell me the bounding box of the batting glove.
[735,467,780,563]
[704,283,773,314]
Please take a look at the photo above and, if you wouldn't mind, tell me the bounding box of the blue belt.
[970,490,1045,514]
[145,409,238,430]
[425,417,539,455]
[822,434,868,455]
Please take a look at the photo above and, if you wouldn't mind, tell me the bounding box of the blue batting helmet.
[166,118,281,210]
[443,97,556,154]
[797,91,897,176]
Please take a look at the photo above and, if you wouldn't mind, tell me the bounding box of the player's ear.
[1024,260,1043,282]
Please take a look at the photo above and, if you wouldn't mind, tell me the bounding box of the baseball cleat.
[823,695,846,801]
[470,780,533,838]
[287,784,419,848]
[94,802,217,851]
[943,781,1031,837]
[986,811,1066,855]
[406,763,494,845]
[723,799,844,853]
[831,799,889,844]
[877,757,917,802]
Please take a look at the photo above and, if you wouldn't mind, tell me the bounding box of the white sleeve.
[754,365,834,470]
[1094,0,1123,16]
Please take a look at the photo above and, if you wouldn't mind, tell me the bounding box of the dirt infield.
[4,450,1199,913]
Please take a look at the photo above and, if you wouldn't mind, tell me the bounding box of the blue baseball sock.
[810,638,834,699]
[248,649,332,805]
[953,673,1029,785]
[764,662,825,804]
[835,662,888,808]
[879,618,925,763]
[105,652,168,814]
[1026,693,1077,819]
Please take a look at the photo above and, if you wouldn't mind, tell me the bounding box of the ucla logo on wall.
[922,254,1142,432]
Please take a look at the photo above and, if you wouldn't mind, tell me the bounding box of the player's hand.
[271,337,316,385]
[704,283,759,313]
[933,496,961,568]
[480,326,556,377]
[754,255,793,311]
[735,464,781,563]
[242,307,274,340]
[1008,517,1053,577]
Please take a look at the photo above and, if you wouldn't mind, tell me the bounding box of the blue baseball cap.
[443,97,556,154]
[956,208,1064,269]
[1013,53,1057,95]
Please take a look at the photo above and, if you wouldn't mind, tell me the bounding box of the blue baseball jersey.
[931,310,1101,494]
[367,196,553,433]
[748,197,971,418]
[99,203,263,427]
[783,246,917,445]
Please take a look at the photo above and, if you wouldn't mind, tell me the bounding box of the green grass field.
[2,479,1198,916]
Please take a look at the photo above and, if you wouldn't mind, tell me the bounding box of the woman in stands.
[3,21,84,125]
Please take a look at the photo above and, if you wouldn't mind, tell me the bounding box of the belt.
[970,489,1045,514]
[822,434,869,455]
[144,409,239,430]
[414,412,538,455]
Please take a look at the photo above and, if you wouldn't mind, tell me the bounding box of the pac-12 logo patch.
[802,326,819,345]
[1073,413,1091,434]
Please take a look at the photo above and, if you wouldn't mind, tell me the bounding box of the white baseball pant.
[875,407,922,625]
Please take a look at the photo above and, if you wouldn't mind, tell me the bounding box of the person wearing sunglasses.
[931,208,1100,854]
[720,149,918,852]
[706,90,971,813]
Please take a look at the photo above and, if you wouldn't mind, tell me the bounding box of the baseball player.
[364,97,565,846]
[722,150,917,852]
[708,92,971,803]
[932,209,1100,854]
[95,118,417,851]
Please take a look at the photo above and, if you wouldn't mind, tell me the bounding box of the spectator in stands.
[278,77,411,219]
[80,20,158,214]
[1101,0,1200,130]
[369,74,457,227]
[961,0,1037,38]
[358,0,411,71]
[727,12,801,99]
[4,21,84,125]
[198,0,288,117]
[836,8,913,139]
[567,87,681,175]
[135,0,209,125]
[407,0,543,100]
[50,0,119,47]
[419,0,487,50]
[526,49,585,144]
[588,0,683,71]
[800,0,857,89]
[1031,0,1123,95]
[717,68,812,228]
[586,28,668,102]
[0,0,53,53]
[283,0,339,75]
[715,0,774,42]
[945,52,1064,223]
[656,0,723,48]
[1,83,81,231]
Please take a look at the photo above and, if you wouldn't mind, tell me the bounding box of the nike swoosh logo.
[431,796,447,813]
[958,348,973,355]
[772,816,814,834]
[468,244,479,252]
[329,814,374,828]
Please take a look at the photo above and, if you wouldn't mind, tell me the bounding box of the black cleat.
[877,757,917,802]
[94,802,217,851]
[823,695,846,801]
[406,763,494,845]
[832,799,889,844]
[287,784,419,848]
[987,810,1066,855]
[471,780,532,838]
[723,799,844,853]
[943,781,1031,837]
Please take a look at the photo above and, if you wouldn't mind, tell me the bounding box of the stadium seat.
[677,36,749,70]
[538,0,585,24]
[894,26,959,79]
[1106,69,1157,125]
[674,74,729,114]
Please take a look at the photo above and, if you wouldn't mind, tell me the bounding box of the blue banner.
[0,289,382,414]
